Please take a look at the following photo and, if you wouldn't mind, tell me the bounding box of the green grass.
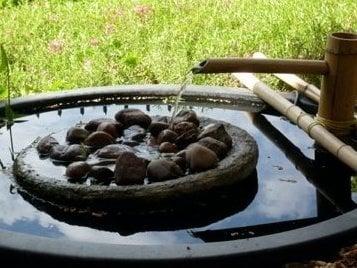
[0,0,356,99]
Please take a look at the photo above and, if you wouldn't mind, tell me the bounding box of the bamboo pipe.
[232,72,357,171]
[252,52,357,120]
[252,52,320,103]
[317,32,357,136]
[192,58,328,75]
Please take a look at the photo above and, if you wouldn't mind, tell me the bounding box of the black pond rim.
[0,84,356,266]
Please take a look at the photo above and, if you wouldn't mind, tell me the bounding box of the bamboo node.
[296,112,310,126]
[306,120,322,137]
[336,144,351,159]
[284,104,296,117]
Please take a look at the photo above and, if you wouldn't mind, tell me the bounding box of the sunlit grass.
[0,0,356,99]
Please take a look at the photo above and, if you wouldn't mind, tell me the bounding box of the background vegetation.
[0,0,356,99]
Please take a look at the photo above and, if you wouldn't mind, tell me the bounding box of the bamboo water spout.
[192,32,357,136]
[192,58,328,75]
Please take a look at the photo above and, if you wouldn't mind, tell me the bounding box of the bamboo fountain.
[193,32,357,171]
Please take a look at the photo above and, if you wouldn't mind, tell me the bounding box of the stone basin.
[13,117,258,213]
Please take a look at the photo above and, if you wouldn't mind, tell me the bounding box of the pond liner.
[0,85,354,266]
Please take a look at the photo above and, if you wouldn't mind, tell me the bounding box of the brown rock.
[50,144,89,162]
[83,131,114,148]
[97,121,122,139]
[157,129,178,144]
[172,110,199,126]
[147,159,184,182]
[84,118,118,132]
[95,144,135,158]
[65,161,91,180]
[148,122,169,137]
[175,128,199,149]
[114,151,147,185]
[197,123,232,148]
[186,144,218,172]
[66,127,89,144]
[115,108,152,129]
[88,166,114,184]
[159,142,177,153]
[172,121,196,136]
[171,156,187,170]
[197,137,228,159]
[36,135,59,155]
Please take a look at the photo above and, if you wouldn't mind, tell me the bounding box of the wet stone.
[65,161,91,180]
[157,129,178,144]
[175,128,199,149]
[147,159,184,182]
[171,156,187,170]
[197,137,228,160]
[66,127,89,144]
[172,121,196,136]
[95,144,135,159]
[97,121,122,139]
[172,110,199,126]
[159,142,177,153]
[88,166,113,185]
[50,144,89,162]
[197,123,232,148]
[115,108,152,129]
[186,144,218,172]
[83,131,114,148]
[148,122,169,137]
[36,135,59,156]
[84,118,118,132]
[114,151,147,185]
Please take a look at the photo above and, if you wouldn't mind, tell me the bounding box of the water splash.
[170,71,193,124]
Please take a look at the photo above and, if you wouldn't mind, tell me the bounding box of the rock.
[88,166,114,184]
[50,144,89,162]
[172,110,199,126]
[147,159,184,182]
[157,129,178,144]
[186,144,218,172]
[197,137,229,159]
[114,151,147,185]
[66,127,89,144]
[159,142,177,153]
[175,128,199,149]
[65,161,91,180]
[84,118,118,132]
[115,108,152,129]
[148,122,169,137]
[83,131,114,148]
[172,121,196,136]
[97,121,122,139]
[95,144,135,159]
[36,136,59,155]
[171,156,186,170]
[197,123,232,148]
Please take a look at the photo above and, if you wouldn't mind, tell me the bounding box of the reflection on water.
[0,103,354,245]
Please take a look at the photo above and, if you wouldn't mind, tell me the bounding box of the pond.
[0,97,355,246]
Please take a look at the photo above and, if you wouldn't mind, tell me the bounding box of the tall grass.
[0,0,356,98]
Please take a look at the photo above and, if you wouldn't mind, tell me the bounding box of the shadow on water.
[18,172,258,235]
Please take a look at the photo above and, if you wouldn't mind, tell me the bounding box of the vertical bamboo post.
[317,32,357,136]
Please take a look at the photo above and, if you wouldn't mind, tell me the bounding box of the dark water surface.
[0,103,354,244]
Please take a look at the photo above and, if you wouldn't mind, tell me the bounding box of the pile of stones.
[36,109,233,186]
